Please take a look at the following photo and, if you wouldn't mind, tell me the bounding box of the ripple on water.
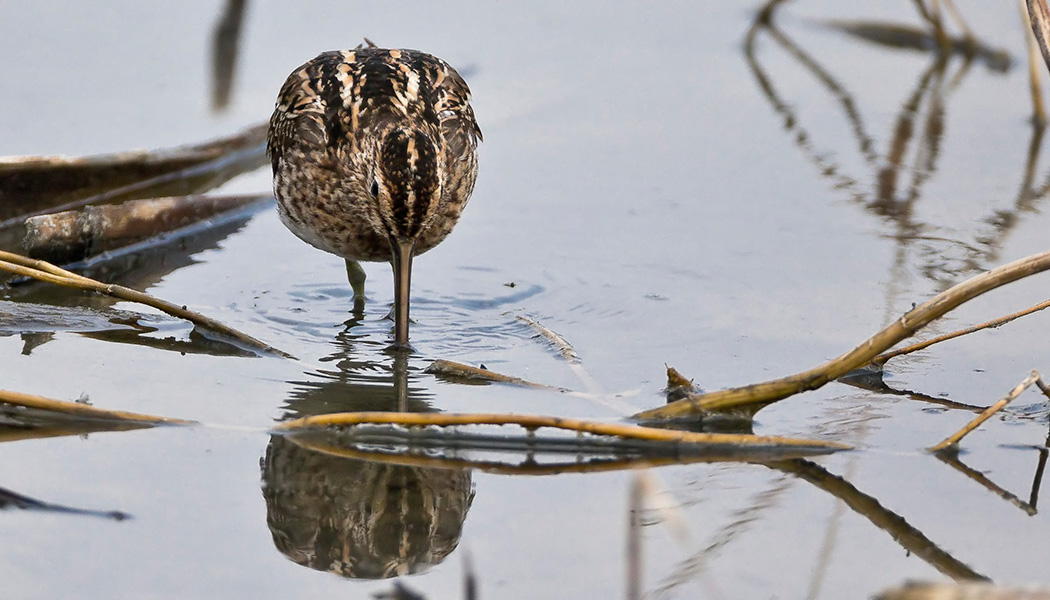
[248,277,549,357]
[408,291,548,357]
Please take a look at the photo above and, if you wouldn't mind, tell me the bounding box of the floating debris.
[0,124,267,228]
[425,359,559,390]
[23,193,271,265]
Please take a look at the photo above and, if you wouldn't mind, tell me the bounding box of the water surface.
[3,2,1050,598]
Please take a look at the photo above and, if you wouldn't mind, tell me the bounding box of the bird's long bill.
[390,240,415,349]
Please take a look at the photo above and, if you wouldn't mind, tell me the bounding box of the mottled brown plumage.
[267,45,481,347]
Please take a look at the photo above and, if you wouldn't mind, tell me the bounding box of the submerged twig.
[0,250,293,359]
[512,312,608,399]
[929,370,1050,452]
[430,360,637,418]
[0,388,193,426]
[635,251,1050,420]
[425,359,561,390]
[514,314,580,362]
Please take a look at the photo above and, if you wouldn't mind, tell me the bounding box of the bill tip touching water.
[266,41,482,350]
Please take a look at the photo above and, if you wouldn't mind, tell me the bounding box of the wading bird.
[267,44,482,348]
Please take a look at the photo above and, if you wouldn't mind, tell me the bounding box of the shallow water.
[3,1,1050,598]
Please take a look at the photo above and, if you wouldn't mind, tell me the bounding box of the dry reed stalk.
[0,388,193,425]
[874,297,1050,365]
[929,370,1050,452]
[635,250,1050,420]
[0,250,293,359]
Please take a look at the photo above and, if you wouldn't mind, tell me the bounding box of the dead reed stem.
[874,296,1050,365]
[0,388,193,425]
[635,250,1050,420]
[929,370,1050,452]
[0,250,294,359]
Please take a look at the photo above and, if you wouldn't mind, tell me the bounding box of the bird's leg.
[345,259,367,313]
[389,240,415,349]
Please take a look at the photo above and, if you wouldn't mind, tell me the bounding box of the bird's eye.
[370,180,379,197]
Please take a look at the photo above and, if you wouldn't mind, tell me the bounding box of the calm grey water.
[3,1,1050,598]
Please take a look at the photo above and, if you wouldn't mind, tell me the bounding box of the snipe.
[267,43,482,348]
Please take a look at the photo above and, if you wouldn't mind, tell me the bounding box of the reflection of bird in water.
[261,435,474,578]
[267,43,482,348]
[265,344,472,578]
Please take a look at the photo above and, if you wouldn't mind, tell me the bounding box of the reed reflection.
[261,333,474,579]
[746,3,1048,296]
[648,457,991,596]
[932,422,1050,516]
[746,0,1050,532]
[211,0,248,112]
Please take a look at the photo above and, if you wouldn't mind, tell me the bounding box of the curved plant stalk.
[929,370,1050,452]
[874,297,1050,365]
[274,411,850,452]
[0,250,293,359]
[634,250,1050,420]
[0,388,193,425]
